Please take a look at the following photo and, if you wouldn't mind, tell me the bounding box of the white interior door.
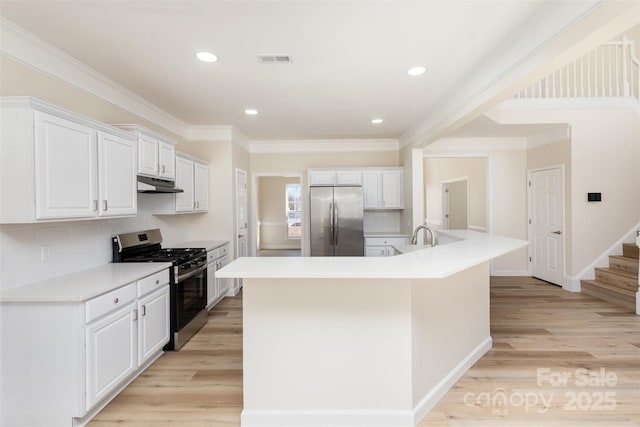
[529,167,564,286]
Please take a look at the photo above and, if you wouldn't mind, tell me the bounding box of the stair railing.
[515,36,640,101]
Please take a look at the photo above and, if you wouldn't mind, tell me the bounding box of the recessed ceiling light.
[244,109,258,115]
[371,118,383,124]
[407,66,426,76]
[196,51,218,63]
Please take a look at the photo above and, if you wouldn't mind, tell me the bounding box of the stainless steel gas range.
[112,229,207,351]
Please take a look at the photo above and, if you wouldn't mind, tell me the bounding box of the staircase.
[581,243,639,311]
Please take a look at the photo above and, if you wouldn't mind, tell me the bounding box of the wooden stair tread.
[595,267,639,279]
[581,280,637,297]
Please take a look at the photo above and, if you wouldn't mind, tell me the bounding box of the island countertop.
[217,230,527,279]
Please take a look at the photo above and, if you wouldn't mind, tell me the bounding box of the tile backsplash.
[0,204,196,292]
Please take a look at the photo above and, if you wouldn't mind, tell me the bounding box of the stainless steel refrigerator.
[309,186,364,256]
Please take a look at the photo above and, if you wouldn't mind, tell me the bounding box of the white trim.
[0,17,189,138]
[412,337,492,424]
[241,409,413,427]
[424,137,527,153]
[250,139,399,154]
[498,97,640,113]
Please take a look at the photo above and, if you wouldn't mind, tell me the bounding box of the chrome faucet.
[411,225,438,247]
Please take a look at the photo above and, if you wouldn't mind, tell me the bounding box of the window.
[286,183,301,238]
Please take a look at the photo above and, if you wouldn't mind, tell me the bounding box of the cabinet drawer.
[216,244,230,258]
[86,283,136,324]
[207,250,216,263]
[364,236,408,246]
[137,269,170,297]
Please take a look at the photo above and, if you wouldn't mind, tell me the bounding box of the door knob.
[551,231,562,235]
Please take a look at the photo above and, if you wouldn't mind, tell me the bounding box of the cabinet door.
[217,255,231,296]
[158,141,175,180]
[138,134,158,177]
[365,246,386,257]
[98,132,137,217]
[207,261,218,308]
[362,171,382,209]
[336,170,362,185]
[175,156,195,212]
[34,111,98,219]
[85,304,136,409]
[138,286,170,366]
[309,170,336,186]
[194,162,209,212]
[382,169,404,209]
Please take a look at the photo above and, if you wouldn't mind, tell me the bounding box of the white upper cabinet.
[175,156,195,212]
[138,134,159,176]
[35,111,98,220]
[97,132,137,217]
[309,169,362,186]
[194,161,209,212]
[115,124,177,181]
[158,141,176,179]
[309,169,336,186]
[0,97,137,223]
[381,169,404,209]
[362,168,404,210]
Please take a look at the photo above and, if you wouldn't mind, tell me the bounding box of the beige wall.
[423,157,488,231]
[0,57,186,143]
[257,176,301,250]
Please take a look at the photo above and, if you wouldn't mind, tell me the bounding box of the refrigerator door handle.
[334,202,339,246]
[329,202,334,245]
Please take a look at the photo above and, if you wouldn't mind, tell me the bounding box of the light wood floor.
[89,277,640,426]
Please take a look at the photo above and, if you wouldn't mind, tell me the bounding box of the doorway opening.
[253,173,303,257]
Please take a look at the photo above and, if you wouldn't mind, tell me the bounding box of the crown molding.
[423,137,527,155]
[0,17,190,138]
[249,139,399,154]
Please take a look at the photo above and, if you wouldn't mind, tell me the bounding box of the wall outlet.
[41,244,51,262]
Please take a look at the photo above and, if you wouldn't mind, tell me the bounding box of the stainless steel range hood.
[137,175,184,193]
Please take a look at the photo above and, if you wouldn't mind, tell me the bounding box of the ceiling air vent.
[257,55,292,63]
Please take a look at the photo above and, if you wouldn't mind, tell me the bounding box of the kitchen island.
[217,230,527,427]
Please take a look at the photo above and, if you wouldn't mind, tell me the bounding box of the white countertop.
[169,240,229,251]
[217,230,528,280]
[364,231,410,238]
[0,263,172,303]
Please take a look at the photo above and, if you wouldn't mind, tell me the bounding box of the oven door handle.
[176,264,207,283]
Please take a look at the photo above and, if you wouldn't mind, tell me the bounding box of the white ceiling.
[0,1,630,142]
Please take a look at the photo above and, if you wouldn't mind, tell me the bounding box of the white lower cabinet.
[85,302,137,409]
[206,243,231,309]
[364,236,408,257]
[0,268,170,427]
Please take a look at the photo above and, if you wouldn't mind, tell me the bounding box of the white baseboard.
[412,337,492,424]
[241,337,492,427]
[564,277,582,293]
[241,409,413,427]
[490,270,529,276]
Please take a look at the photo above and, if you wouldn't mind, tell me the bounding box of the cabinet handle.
[133,309,138,321]
[161,164,166,174]
[114,297,119,304]
[156,279,160,284]
[92,200,98,212]
[142,305,146,316]
[103,200,108,211]
[196,201,200,209]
